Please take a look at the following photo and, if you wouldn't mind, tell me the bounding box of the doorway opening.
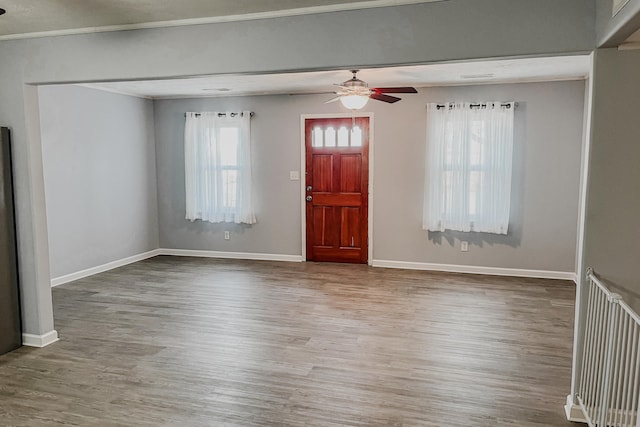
[302,115,371,264]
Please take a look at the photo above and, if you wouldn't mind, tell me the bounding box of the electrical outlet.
[224,231,230,240]
[461,241,469,252]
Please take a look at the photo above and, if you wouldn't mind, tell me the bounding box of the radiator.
[577,268,640,427]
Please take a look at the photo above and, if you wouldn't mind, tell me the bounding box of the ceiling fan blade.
[370,93,402,103]
[373,87,418,94]
[324,96,343,104]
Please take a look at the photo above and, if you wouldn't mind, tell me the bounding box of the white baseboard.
[564,394,586,422]
[22,330,59,347]
[159,248,303,263]
[51,248,303,287]
[51,249,162,287]
[52,249,572,287]
[371,259,576,281]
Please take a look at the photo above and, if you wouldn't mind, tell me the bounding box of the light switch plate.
[289,171,300,181]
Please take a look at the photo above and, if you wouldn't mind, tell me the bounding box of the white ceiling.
[78,55,591,99]
[0,0,443,39]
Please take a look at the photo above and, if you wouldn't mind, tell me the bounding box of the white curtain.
[184,111,256,224]
[423,102,514,234]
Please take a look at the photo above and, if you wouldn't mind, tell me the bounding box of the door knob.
[306,186,312,191]
[306,195,312,202]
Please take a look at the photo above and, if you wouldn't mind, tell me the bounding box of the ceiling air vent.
[460,73,494,79]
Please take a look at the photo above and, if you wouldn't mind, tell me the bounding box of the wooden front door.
[305,117,369,263]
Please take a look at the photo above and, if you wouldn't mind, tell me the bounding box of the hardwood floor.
[0,256,582,426]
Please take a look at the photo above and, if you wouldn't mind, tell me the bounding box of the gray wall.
[155,96,304,255]
[376,81,585,272]
[569,47,640,402]
[583,48,640,310]
[39,85,159,279]
[0,0,597,335]
[155,80,585,273]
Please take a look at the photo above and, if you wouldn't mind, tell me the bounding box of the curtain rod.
[184,112,255,117]
[435,103,516,110]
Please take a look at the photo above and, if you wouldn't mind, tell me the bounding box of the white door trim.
[300,113,375,265]
[567,51,595,415]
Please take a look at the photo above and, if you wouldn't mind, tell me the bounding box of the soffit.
[78,55,591,99]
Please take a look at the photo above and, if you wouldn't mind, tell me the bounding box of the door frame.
[300,113,374,265]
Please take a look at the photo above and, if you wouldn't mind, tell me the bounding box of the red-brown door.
[305,117,369,263]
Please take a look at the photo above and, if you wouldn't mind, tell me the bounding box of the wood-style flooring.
[0,256,582,426]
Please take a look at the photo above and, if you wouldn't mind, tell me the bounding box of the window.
[184,112,256,224]
[312,125,363,148]
[423,102,514,234]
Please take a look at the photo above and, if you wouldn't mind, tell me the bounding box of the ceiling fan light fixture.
[340,94,369,110]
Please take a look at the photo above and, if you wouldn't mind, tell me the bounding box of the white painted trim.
[50,247,574,289]
[300,115,307,261]
[569,52,595,400]
[0,0,445,41]
[300,113,375,264]
[51,249,303,287]
[50,249,162,287]
[22,330,59,348]
[50,248,302,287]
[160,248,303,262]
[575,53,594,283]
[371,259,576,281]
[564,394,587,423]
[367,115,375,266]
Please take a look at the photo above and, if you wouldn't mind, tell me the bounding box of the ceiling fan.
[326,70,417,110]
